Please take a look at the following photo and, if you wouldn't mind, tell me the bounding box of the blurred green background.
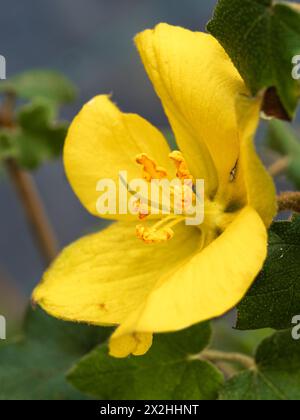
[0,0,217,327]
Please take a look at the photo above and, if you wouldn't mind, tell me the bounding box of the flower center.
[133,151,200,244]
[132,151,239,246]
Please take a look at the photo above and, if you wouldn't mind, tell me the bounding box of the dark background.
[0,1,218,317]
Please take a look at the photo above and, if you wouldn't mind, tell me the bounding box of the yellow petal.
[110,206,267,340]
[32,221,201,326]
[109,332,153,358]
[237,95,277,227]
[135,24,248,200]
[64,95,174,219]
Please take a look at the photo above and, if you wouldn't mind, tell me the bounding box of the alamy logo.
[292,315,300,340]
[0,315,6,340]
[96,171,205,226]
[0,55,6,80]
[292,55,300,80]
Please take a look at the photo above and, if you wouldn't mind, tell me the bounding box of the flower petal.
[32,221,201,326]
[110,206,267,342]
[64,95,174,219]
[109,332,153,358]
[238,95,277,227]
[135,24,249,199]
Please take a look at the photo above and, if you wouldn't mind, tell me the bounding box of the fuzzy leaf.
[0,308,108,400]
[237,216,300,330]
[68,323,224,400]
[0,100,68,169]
[220,330,300,400]
[208,0,300,119]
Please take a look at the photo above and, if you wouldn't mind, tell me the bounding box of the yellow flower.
[32,24,277,358]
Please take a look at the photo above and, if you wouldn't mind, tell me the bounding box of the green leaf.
[0,130,18,160]
[237,215,300,330]
[68,323,224,400]
[0,307,108,400]
[6,100,68,170]
[220,330,300,400]
[17,100,68,165]
[0,70,76,104]
[207,0,300,119]
[17,98,57,129]
[267,119,300,188]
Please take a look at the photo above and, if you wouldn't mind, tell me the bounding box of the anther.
[169,151,194,181]
[136,225,174,244]
[136,153,168,182]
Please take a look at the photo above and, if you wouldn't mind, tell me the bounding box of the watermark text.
[96,171,205,226]
[292,315,300,340]
[292,55,300,80]
[0,315,6,340]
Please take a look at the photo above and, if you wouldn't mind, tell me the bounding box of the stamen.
[172,184,196,215]
[169,151,194,181]
[133,151,196,244]
[133,199,149,220]
[136,225,174,244]
[136,216,185,245]
[136,153,168,182]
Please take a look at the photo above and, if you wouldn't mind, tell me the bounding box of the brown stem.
[1,93,59,265]
[192,349,256,371]
[277,192,300,214]
[0,92,15,128]
[212,361,239,379]
[268,156,290,177]
[5,160,59,264]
